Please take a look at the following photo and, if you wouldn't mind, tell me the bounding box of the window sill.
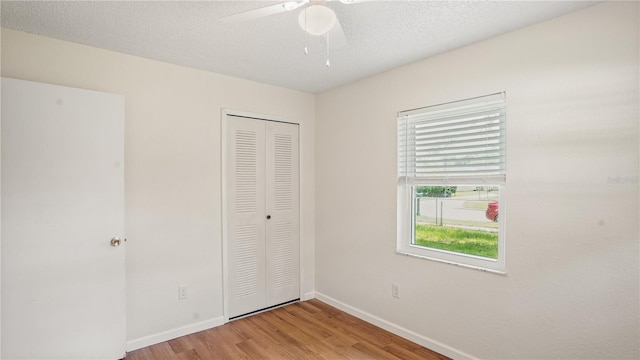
[395,250,508,276]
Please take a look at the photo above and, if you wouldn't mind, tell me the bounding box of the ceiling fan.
[221,0,370,61]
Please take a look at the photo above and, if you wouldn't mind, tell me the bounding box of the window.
[397,93,506,274]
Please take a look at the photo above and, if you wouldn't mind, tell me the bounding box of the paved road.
[417,197,491,223]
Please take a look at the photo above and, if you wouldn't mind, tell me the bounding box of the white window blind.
[398,92,506,185]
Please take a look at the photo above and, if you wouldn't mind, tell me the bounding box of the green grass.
[453,190,499,201]
[414,224,498,259]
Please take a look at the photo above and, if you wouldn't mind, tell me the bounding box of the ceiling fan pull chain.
[304,7,309,55]
[326,32,331,67]
[304,33,308,55]
[304,27,308,55]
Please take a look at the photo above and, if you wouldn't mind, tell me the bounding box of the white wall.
[2,1,639,358]
[0,28,315,348]
[315,2,639,359]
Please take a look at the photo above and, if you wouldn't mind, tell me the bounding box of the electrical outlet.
[178,285,188,300]
[392,283,400,299]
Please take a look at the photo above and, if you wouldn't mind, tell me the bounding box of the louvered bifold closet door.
[226,116,267,318]
[265,121,300,307]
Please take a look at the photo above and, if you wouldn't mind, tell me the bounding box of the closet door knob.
[110,237,122,247]
[266,215,271,219]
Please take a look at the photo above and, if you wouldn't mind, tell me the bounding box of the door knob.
[110,237,122,247]
[266,215,271,219]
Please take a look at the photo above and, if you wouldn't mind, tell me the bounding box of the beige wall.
[2,1,639,358]
[315,1,638,359]
[0,28,316,347]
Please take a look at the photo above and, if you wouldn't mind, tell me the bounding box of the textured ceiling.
[1,1,597,93]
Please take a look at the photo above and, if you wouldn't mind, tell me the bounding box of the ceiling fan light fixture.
[298,5,337,36]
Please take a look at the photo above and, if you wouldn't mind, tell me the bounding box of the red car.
[486,201,499,222]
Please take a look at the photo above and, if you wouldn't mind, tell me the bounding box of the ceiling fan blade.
[328,18,347,50]
[221,1,307,24]
[338,0,373,4]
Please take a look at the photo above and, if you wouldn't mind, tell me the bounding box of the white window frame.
[396,93,507,275]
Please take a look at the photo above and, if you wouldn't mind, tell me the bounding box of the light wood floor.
[126,299,450,360]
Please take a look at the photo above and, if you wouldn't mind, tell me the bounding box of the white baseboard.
[301,290,315,301]
[126,316,225,352]
[314,292,477,360]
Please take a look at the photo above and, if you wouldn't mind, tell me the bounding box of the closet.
[222,112,300,319]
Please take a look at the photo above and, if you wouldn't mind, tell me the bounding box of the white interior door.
[224,115,267,318]
[223,113,299,319]
[1,77,126,359]
[265,121,299,307]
